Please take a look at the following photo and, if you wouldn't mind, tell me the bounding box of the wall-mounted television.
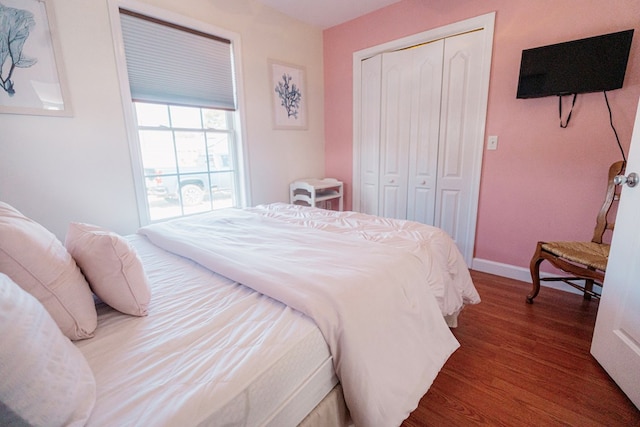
[516,29,634,99]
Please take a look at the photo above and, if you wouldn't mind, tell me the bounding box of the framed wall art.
[269,60,307,130]
[0,0,72,116]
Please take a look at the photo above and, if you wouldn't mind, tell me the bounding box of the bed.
[0,202,479,427]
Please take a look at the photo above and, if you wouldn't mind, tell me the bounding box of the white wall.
[0,0,325,240]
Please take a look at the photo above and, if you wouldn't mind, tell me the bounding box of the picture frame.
[269,60,307,130]
[0,0,72,116]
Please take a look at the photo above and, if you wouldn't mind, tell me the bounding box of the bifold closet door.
[434,30,485,253]
[358,31,485,261]
[356,19,493,266]
[406,41,445,225]
[360,55,382,216]
[378,47,411,219]
[379,40,444,220]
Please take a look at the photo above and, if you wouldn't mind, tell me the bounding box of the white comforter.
[139,205,475,427]
[248,203,480,320]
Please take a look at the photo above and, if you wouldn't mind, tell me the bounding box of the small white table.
[289,178,343,211]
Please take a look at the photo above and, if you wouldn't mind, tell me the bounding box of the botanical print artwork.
[0,0,70,115]
[0,2,38,97]
[270,61,307,129]
[274,73,302,119]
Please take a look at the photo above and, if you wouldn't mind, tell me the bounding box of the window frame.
[107,0,250,226]
[134,103,240,220]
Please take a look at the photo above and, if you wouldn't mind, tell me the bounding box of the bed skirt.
[299,384,352,427]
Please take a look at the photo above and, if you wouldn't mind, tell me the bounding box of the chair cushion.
[541,241,610,271]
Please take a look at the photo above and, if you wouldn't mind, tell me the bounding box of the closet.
[356,25,491,265]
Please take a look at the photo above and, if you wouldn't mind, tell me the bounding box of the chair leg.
[583,279,594,300]
[527,242,545,304]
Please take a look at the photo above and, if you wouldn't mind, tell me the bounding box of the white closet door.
[407,40,445,224]
[435,30,485,259]
[379,48,413,219]
[360,55,382,215]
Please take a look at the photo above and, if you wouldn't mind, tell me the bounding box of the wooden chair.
[527,160,626,303]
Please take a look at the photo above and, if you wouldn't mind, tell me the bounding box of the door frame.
[352,12,495,265]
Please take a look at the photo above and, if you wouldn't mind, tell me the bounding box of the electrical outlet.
[487,135,498,150]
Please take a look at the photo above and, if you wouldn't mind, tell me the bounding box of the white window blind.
[119,9,236,110]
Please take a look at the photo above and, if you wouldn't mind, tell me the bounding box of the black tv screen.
[516,29,634,99]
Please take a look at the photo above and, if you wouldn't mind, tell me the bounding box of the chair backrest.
[591,160,626,244]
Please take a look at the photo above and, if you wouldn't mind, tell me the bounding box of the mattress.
[74,235,337,426]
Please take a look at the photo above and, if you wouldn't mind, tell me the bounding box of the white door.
[379,41,444,222]
[407,40,444,225]
[360,55,382,216]
[435,30,486,257]
[353,13,494,266]
[359,31,486,262]
[591,98,640,408]
[378,47,413,219]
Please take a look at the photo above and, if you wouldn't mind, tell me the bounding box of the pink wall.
[323,0,640,271]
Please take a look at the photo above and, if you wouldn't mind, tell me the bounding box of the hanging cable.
[559,93,577,128]
[604,91,626,163]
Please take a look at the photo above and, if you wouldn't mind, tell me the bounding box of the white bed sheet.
[75,235,336,427]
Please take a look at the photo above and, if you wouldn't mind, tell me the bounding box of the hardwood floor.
[403,270,640,426]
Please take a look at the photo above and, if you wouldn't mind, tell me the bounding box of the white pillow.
[65,222,151,316]
[0,273,96,426]
[0,202,97,340]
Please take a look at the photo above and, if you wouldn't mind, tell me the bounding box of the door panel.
[438,189,461,243]
[436,30,485,260]
[591,100,640,408]
[360,55,382,215]
[380,50,412,219]
[407,40,444,225]
[381,186,402,219]
[409,187,435,224]
[361,183,378,214]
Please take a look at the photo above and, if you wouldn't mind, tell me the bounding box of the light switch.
[487,135,498,150]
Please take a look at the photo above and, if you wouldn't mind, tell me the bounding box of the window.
[115,6,245,223]
[135,102,238,221]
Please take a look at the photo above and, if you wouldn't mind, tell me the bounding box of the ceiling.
[256,0,402,29]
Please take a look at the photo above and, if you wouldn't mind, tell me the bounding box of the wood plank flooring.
[402,270,640,426]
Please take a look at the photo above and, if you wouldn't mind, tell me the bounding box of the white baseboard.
[471,257,589,295]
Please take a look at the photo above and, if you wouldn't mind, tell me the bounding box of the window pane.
[139,130,176,171]
[203,109,228,129]
[148,198,183,221]
[211,171,235,209]
[175,131,207,171]
[178,174,209,207]
[206,133,232,171]
[183,202,212,216]
[135,103,170,127]
[170,105,203,129]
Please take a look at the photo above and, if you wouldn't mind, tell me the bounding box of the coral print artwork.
[270,61,307,129]
[0,0,71,116]
[275,73,301,119]
[0,2,38,97]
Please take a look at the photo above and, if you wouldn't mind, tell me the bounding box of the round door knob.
[614,172,638,188]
